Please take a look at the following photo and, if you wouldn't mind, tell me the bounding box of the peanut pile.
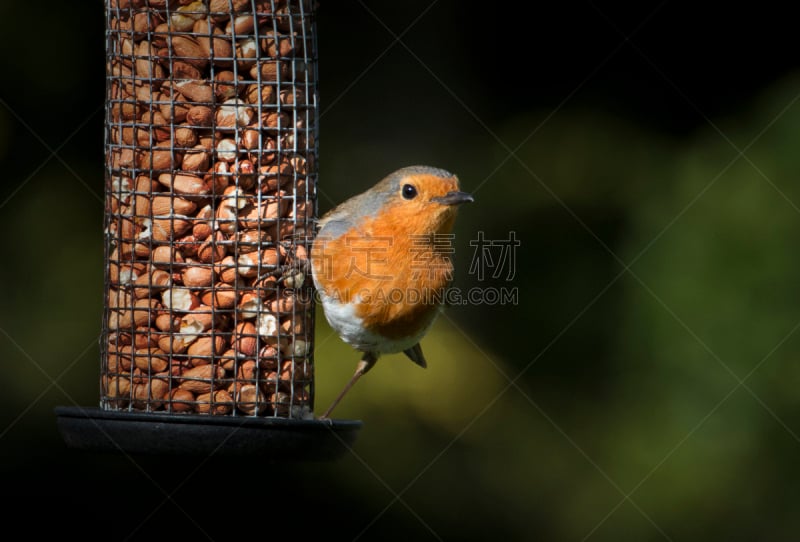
[103,0,316,417]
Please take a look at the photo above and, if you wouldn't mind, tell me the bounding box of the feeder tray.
[56,406,361,459]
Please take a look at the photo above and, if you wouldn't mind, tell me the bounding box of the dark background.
[2,1,800,540]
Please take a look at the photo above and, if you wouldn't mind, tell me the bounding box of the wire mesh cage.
[102,0,318,419]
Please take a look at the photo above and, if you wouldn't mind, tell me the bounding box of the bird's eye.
[402,184,418,200]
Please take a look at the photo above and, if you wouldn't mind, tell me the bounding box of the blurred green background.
[2,1,800,540]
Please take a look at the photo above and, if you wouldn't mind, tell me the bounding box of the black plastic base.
[55,406,361,460]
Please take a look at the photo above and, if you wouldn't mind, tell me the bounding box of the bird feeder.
[56,0,360,458]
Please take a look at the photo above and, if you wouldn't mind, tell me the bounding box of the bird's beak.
[431,191,474,206]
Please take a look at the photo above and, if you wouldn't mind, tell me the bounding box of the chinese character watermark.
[468,231,520,281]
[343,235,393,280]
[309,231,520,305]
[410,233,455,280]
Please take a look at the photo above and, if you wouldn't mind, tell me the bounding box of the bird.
[310,165,473,419]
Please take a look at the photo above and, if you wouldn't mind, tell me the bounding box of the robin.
[311,165,473,418]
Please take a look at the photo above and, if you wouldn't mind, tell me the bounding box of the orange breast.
[312,205,456,340]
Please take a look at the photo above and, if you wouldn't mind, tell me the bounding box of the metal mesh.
[102,0,317,418]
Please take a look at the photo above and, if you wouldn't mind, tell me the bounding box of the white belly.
[317,291,431,355]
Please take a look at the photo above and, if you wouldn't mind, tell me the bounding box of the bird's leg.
[254,241,314,284]
[319,351,378,419]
